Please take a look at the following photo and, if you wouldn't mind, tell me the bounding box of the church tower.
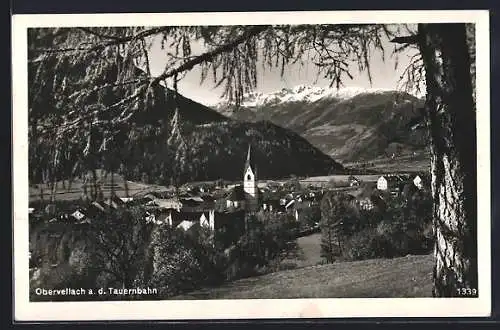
[243,144,258,211]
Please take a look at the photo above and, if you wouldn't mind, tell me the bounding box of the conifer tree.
[28,23,478,296]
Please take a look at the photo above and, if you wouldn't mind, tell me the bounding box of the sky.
[147,30,420,106]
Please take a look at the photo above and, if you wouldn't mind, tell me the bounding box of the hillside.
[29,59,346,186]
[173,254,433,299]
[120,119,346,185]
[138,85,228,126]
[214,86,428,162]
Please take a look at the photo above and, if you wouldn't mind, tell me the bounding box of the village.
[29,145,431,245]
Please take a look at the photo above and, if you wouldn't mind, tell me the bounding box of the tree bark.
[417,23,477,297]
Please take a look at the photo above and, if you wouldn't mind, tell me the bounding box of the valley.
[214,85,427,164]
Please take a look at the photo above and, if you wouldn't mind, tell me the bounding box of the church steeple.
[243,144,258,211]
[244,144,252,175]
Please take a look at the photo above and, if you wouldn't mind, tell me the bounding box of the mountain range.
[213,85,428,163]
[30,50,429,186]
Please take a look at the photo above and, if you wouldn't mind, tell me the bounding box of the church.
[225,145,262,212]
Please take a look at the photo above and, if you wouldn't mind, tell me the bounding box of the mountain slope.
[185,120,345,181]
[215,86,427,162]
[121,118,346,185]
[137,85,228,126]
[29,57,345,185]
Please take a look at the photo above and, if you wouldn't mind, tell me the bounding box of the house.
[90,201,106,213]
[45,203,56,215]
[358,198,375,210]
[103,195,126,209]
[348,175,361,187]
[377,175,406,192]
[165,209,215,231]
[226,186,245,209]
[144,192,162,200]
[119,197,134,203]
[413,173,431,190]
[292,201,314,222]
[176,220,197,232]
[199,210,216,230]
[153,197,184,211]
[212,210,246,248]
[82,201,108,222]
[285,199,296,211]
[144,211,158,224]
[70,209,91,224]
[261,198,283,212]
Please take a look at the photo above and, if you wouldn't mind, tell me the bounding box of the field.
[29,174,372,203]
[282,233,324,269]
[29,171,170,202]
[172,232,433,300]
[173,253,433,299]
[298,174,380,187]
[344,153,431,174]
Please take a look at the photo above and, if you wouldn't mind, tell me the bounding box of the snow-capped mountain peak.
[215,85,395,108]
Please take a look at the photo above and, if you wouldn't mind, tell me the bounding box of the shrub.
[148,246,203,297]
[343,216,434,262]
[297,206,321,230]
[30,262,96,301]
[140,226,201,297]
[327,178,348,188]
[320,192,359,262]
[343,228,392,261]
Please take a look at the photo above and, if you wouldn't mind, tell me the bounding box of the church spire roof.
[245,144,251,166]
[244,144,255,175]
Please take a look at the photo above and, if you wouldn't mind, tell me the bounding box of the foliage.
[327,178,349,188]
[283,177,302,191]
[320,192,359,262]
[30,262,96,301]
[85,206,152,288]
[297,206,321,230]
[318,186,433,263]
[343,189,433,261]
[342,228,390,261]
[140,226,206,297]
[235,212,299,275]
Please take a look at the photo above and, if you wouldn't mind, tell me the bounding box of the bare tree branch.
[152,25,269,85]
[391,35,419,45]
[31,26,174,54]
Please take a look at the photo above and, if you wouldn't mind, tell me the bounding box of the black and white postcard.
[12,10,491,321]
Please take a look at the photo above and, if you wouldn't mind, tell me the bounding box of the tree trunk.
[417,23,477,297]
[92,169,98,201]
[111,170,115,197]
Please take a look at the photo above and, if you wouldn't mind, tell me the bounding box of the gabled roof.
[87,201,106,216]
[227,185,246,201]
[177,220,197,231]
[379,175,405,184]
[414,172,432,181]
[180,196,205,203]
[294,201,313,209]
